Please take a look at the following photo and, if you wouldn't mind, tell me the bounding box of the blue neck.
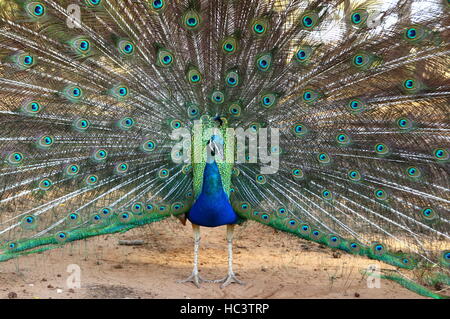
[187,160,237,227]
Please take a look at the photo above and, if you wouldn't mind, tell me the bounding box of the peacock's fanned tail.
[0,0,448,298]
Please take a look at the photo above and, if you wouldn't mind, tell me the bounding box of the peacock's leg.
[177,223,207,288]
[213,224,245,288]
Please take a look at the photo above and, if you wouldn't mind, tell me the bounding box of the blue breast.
[187,161,238,227]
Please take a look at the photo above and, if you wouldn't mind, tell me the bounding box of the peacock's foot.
[212,272,245,288]
[177,271,208,288]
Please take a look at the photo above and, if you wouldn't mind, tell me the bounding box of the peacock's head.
[206,134,224,163]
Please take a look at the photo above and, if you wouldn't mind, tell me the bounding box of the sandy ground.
[0,218,435,299]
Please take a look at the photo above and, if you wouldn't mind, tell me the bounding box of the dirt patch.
[0,219,439,299]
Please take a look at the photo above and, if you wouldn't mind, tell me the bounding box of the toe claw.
[177,272,206,288]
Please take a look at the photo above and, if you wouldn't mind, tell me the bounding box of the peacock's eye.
[303,16,313,27]
[297,50,306,59]
[254,24,264,33]
[34,4,45,16]
[124,44,133,53]
[354,55,363,65]
[404,79,415,89]
[24,55,33,65]
[406,28,417,39]
[352,13,361,23]
[303,91,311,100]
[153,0,163,9]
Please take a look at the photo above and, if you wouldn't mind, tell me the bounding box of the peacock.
[0,0,449,298]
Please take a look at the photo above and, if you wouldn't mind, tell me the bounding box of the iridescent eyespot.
[256,53,272,72]
[158,168,170,179]
[237,202,251,215]
[372,243,385,256]
[251,18,269,36]
[404,79,415,89]
[336,133,350,145]
[68,213,79,221]
[7,152,24,166]
[287,219,298,229]
[403,26,429,44]
[327,234,341,247]
[56,232,68,242]
[85,175,98,186]
[22,101,42,115]
[347,170,362,182]
[101,207,112,216]
[374,143,389,155]
[255,174,267,184]
[39,178,53,190]
[115,162,128,174]
[92,149,108,162]
[374,189,388,201]
[118,40,135,56]
[292,168,304,180]
[25,2,46,18]
[120,212,130,221]
[347,99,365,113]
[277,207,287,216]
[396,117,413,130]
[292,123,308,137]
[36,135,54,149]
[211,91,225,104]
[300,224,310,235]
[225,70,240,87]
[260,93,277,108]
[406,166,421,179]
[65,164,80,176]
[187,67,202,85]
[70,37,92,56]
[62,85,84,102]
[295,46,313,64]
[13,52,37,69]
[402,78,423,93]
[228,103,241,117]
[221,37,238,54]
[118,117,135,130]
[21,215,37,230]
[301,89,319,104]
[141,139,156,153]
[317,152,331,164]
[433,148,449,161]
[420,207,437,221]
[441,251,450,265]
[349,243,360,253]
[131,202,144,215]
[73,118,90,132]
[170,119,182,129]
[300,12,319,29]
[302,16,313,28]
[182,10,201,30]
[322,189,333,201]
[157,49,174,67]
[85,0,102,7]
[150,0,166,12]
